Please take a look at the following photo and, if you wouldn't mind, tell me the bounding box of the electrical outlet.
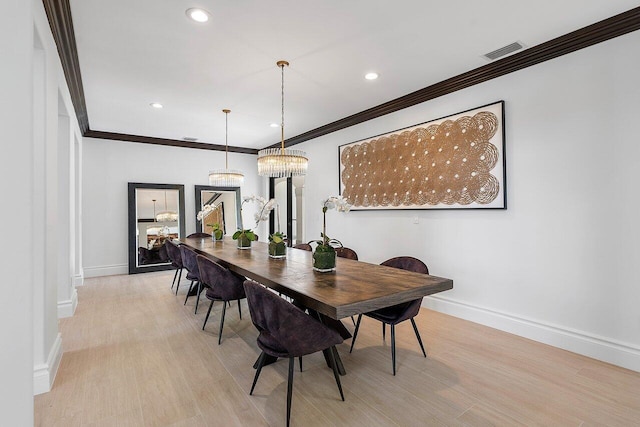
[413,216,419,224]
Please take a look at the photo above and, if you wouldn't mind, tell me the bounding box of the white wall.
[1,1,34,423]
[297,31,640,372]
[82,139,265,277]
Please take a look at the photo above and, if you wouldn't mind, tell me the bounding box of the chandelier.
[257,60,308,177]
[156,191,178,222]
[209,109,245,187]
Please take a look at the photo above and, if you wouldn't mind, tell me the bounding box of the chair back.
[196,255,245,301]
[164,241,183,268]
[243,280,343,357]
[158,243,170,262]
[187,232,211,238]
[293,243,312,251]
[380,256,429,274]
[379,256,429,321]
[180,245,200,279]
[335,247,358,260]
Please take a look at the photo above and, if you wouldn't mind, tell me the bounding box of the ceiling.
[68,1,639,151]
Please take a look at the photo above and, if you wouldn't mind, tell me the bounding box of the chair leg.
[350,316,355,326]
[175,268,183,295]
[391,324,396,376]
[382,323,386,341]
[287,357,294,427]
[349,314,363,353]
[327,346,345,401]
[184,280,194,305]
[202,300,214,330]
[238,299,242,319]
[250,351,267,395]
[411,318,427,357]
[218,300,227,345]
[298,357,303,372]
[194,281,202,314]
[171,268,179,289]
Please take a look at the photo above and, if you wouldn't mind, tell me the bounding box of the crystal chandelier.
[209,109,245,187]
[156,191,178,222]
[257,60,308,177]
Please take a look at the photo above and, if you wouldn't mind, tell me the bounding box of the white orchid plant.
[311,196,351,251]
[233,195,277,242]
[197,203,224,239]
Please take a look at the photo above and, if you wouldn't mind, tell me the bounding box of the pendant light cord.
[280,61,286,155]
[225,110,229,169]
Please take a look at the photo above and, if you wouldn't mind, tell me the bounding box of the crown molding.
[84,130,259,155]
[42,0,89,134]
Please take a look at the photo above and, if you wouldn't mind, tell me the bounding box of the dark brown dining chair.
[165,241,184,293]
[187,232,211,238]
[197,255,246,345]
[243,280,345,427]
[292,243,312,251]
[179,245,205,313]
[349,256,429,375]
[335,247,358,260]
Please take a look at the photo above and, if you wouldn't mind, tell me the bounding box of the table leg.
[307,309,348,375]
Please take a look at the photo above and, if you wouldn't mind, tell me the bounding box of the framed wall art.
[339,101,506,210]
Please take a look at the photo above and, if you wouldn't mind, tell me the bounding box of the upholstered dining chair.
[349,256,429,375]
[164,241,184,293]
[243,280,345,427]
[292,243,312,251]
[335,247,358,260]
[186,232,211,238]
[179,245,205,313]
[196,255,246,345]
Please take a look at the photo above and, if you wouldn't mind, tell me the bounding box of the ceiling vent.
[483,41,524,61]
[183,137,198,142]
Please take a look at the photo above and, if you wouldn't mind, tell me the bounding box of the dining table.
[180,236,454,374]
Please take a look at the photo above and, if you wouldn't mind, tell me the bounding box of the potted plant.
[197,204,223,241]
[233,195,276,250]
[209,223,223,241]
[310,196,351,272]
[268,231,287,258]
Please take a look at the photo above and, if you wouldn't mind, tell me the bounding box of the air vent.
[483,41,524,61]
[183,137,198,142]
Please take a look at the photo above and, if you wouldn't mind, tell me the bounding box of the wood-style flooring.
[34,271,640,426]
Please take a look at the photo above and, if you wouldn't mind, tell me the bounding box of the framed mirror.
[195,185,242,237]
[269,176,305,245]
[128,183,185,274]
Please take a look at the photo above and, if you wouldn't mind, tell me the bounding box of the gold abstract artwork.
[340,102,505,209]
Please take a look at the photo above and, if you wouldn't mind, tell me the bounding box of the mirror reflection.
[128,183,185,274]
[195,185,242,237]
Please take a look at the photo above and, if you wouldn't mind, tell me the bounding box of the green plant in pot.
[232,228,256,249]
[310,196,351,272]
[233,195,276,250]
[268,231,287,259]
[209,223,223,241]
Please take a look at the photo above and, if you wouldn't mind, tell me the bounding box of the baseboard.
[72,273,84,287]
[423,295,640,373]
[33,333,63,395]
[83,263,128,278]
[57,288,78,318]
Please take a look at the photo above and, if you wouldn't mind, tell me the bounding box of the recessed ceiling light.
[270,123,280,128]
[186,8,210,23]
[365,72,379,80]
[150,102,163,109]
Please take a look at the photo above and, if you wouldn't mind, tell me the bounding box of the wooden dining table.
[181,236,454,320]
[180,236,453,374]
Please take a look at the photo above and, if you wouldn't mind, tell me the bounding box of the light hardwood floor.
[35,271,640,426]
